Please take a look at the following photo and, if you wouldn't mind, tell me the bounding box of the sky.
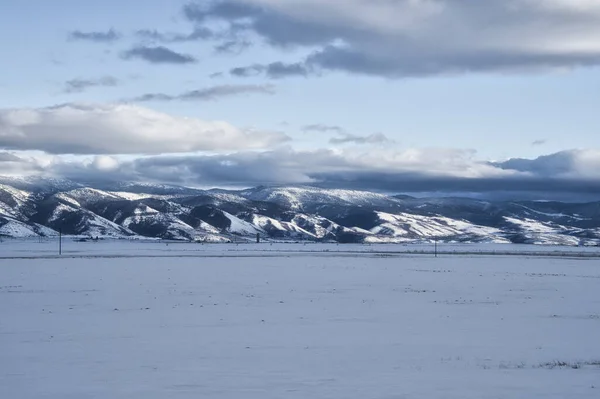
[1,0,600,198]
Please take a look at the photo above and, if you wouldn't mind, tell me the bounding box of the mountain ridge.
[0,177,599,246]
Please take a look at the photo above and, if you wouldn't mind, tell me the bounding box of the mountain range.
[1,176,599,246]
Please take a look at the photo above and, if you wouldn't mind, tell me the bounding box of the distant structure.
[256,233,260,244]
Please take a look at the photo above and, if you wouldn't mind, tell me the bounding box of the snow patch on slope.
[0,184,30,203]
[54,193,82,208]
[0,220,40,237]
[504,217,562,234]
[0,219,57,238]
[0,184,31,218]
[123,207,222,241]
[62,188,121,205]
[224,211,263,235]
[110,192,152,201]
[241,186,398,210]
[253,214,316,238]
[375,212,503,241]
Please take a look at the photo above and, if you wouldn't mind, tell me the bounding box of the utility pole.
[434,238,437,258]
[59,228,62,255]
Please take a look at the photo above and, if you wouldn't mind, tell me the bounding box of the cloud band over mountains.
[1,100,598,199]
[1,144,599,199]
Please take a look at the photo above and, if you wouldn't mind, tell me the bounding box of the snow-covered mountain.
[0,178,599,246]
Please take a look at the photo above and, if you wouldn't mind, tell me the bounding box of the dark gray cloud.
[305,46,600,78]
[64,76,119,93]
[311,171,600,201]
[122,46,197,64]
[183,0,600,78]
[329,132,392,145]
[130,84,275,102]
[231,46,600,80]
[491,152,578,177]
[68,29,121,43]
[183,1,342,47]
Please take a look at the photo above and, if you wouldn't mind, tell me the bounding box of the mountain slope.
[0,178,598,246]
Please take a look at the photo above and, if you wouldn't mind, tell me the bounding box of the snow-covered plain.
[1,243,599,398]
[2,238,600,259]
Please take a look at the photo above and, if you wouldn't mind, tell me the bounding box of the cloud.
[532,139,547,146]
[123,148,600,199]
[0,152,23,163]
[43,148,350,187]
[214,40,252,54]
[230,65,263,77]
[64,76,119,93]
[68,29,121,43]
[302,124,345,134]
[0,152,43,176]
[310,171,600,200]
[185,0,600,78]
[0,103,290,155]
[122,46,197,64]
[301,125,392,145]
[15,148,597,201]
[491,150,600,179]
[183,2,257,24]
[492,153,575,177]
[329,132,392,145]
[230,62,310,78]
[135,28,215,43]
[130,84,275,102]
[5,147,600,200]
[135,26,252,55]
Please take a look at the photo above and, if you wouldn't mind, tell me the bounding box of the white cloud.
[572,149,600,178]
[91,155,120,172]
[0,152,43,176]
[0,103,290,155]
[323,147,514,178]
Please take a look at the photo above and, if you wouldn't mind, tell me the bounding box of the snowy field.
[2,238,600,259]
[1,244,600,398]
